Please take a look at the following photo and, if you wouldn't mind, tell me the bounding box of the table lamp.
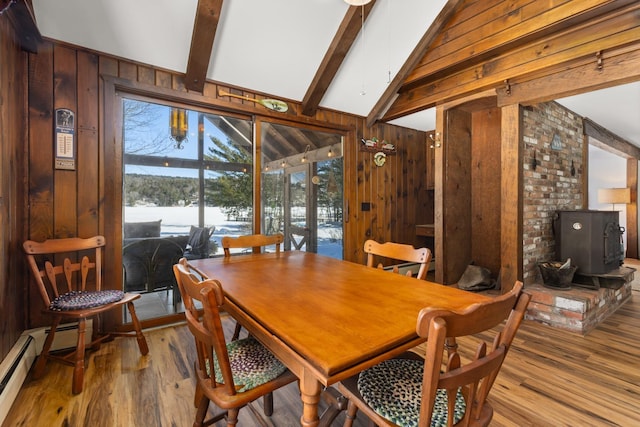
[597,187,631,210]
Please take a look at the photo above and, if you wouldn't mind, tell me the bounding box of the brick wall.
[522,102,584,284]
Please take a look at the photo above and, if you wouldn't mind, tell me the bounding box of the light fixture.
[327,147,334,158]
[429,132,441,148]
[598,188,631,211]
[344,0,372,5]
[301,145,310,163]
[170,107,188,149]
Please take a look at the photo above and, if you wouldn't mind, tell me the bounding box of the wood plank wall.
[21,40,428,329]
[390,0,640,117]
[0,14,28,361]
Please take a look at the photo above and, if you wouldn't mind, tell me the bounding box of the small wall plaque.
[551,133,562,151]
[54,108,75,170]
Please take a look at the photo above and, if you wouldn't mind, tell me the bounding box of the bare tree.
[123,98,178,155]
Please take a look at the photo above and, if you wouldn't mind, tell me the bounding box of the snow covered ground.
[124,206,342,258]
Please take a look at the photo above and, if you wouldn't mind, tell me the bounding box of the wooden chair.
[337,281,531,427]
[221,233,284,257]
[23,236,149,394]
[173,258,297,427]
[221,233,284,340]
[364,239,432,280]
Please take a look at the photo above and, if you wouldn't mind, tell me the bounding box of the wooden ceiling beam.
[365,0,461,128]
[3,0,42,53]
[384,4,640,121]
[301,1,376,117]
[496,43,640,108]
[185,0,224,93]
[585,118,640,159]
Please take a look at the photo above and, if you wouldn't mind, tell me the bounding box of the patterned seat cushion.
[357,358,466,427]
[211,337,287,392]
[49,290,125,311]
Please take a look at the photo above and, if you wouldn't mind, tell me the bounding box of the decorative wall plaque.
[551,133,562,150]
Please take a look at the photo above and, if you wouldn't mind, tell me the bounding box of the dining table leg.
[299,371,322,427]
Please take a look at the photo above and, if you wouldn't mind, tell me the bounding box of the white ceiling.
[30,0,639,146]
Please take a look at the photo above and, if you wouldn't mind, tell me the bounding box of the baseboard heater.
[0,320,92,425]
[0,335,36,423]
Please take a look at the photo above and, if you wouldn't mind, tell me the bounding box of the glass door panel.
[285,166,311,251]
[260,121,343,259]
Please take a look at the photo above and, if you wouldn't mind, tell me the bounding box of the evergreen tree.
[205,136,253,217]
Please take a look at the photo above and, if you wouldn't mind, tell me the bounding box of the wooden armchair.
[338,281,531,427]
[173,258,297,427]
[23,236,148,394]
[221,233,284,340]
[364,239,432,280]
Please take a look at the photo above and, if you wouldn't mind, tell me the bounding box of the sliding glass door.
[260,121,344,259]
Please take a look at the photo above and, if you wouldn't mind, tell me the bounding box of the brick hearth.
[524,276,633,335]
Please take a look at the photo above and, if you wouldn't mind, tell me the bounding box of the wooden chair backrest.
[363,239,431,280]
[173,260,236,395]
[23,236,106,307]
[221,233,284,257]
[416,281,531,426]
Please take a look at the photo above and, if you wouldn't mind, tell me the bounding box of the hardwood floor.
[3,291,639,426]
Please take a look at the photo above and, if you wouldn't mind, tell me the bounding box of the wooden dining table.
[189,251,492,427]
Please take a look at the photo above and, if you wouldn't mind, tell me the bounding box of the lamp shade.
[344,0,372,5]
[597,187,631,204]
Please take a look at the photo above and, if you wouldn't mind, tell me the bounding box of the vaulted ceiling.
[28,0,640,146]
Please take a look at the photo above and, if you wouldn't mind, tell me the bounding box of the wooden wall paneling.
[101,76,124,316]
[137,65,155,86]
[406,0,627,87]
[470,107,502,277]
[411,0,534,78]
[375,126,387,242]
[0,15,28,358]
[356,118,372,263]
[402,127,427,248]
[627,158,638,259]
[97,56,118,301]
[171,72,186,93]
[434,108,445,283]
[118,61,137,81]
[27,44,54,327]
[99,56,118,77]
[343,116,362,262]
[405,128,420,246]
[500,104,523,291]
[155,69,172,89]
[52,44,78,239]
[27,45,54,241]
[76,51,99,238]
[398,127,412,245]
[382,125,395,241]
[442,108,472,284]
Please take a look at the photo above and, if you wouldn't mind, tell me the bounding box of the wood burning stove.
[553,210,624,275]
